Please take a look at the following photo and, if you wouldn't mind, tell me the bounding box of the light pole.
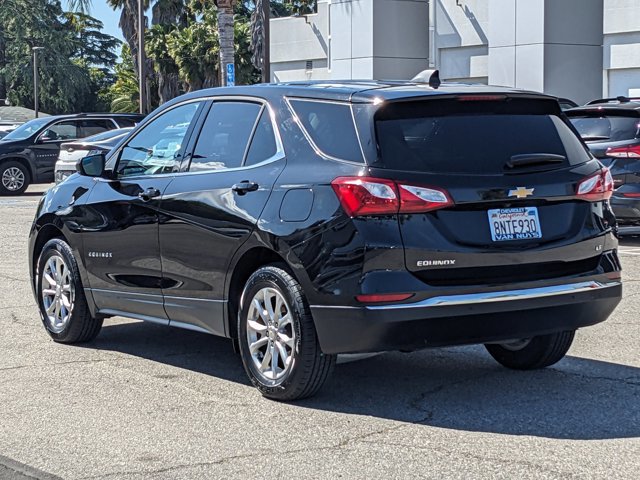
[32,47,44,118]
[137,0,146,114]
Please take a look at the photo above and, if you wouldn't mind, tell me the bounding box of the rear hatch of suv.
[567,107,640,188]
[367,95,614,287]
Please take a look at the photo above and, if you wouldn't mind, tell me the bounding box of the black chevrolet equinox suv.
[0,113,143,195]
[29,74,622,400]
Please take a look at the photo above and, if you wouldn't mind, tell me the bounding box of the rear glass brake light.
[331,177,454,217]
[456,95,507,102]
[606,145,640,158]
[576,168,613,201]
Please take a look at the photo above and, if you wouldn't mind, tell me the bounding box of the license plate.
[488,207,542,242]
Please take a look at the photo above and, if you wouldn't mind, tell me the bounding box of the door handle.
[232,181,259,195]
[138,187,161,201]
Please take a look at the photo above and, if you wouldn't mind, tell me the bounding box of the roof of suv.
[41,113,144,122]
[567,97,640,115]
[176,80,556,104]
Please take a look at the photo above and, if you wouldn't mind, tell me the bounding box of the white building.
[270,0,640,104]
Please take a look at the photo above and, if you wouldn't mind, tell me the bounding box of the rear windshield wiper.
[581,135,610,141]
[505,153,566,169]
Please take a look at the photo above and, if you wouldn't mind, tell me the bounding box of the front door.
[159,100,286,335]
[77,101,205,322]
[32,120,80,181]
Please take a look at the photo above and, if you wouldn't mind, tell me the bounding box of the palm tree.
[215,0,235,86]
[66,0,93,14]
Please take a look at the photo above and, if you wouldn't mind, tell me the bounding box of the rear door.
[159,99,285,335]
[371,96,610,286]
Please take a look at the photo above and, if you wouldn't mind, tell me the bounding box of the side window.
[80,119,113,138]
[289,99,363,162]
[245,108,278,166]
[115,102,201,178]
[190,102,262,172]
[40,121,79,141]
[115,118,138,128]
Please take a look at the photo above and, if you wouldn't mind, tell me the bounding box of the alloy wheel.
[246,287,296,384]
[41,254,74,333]
[1,166,25,192]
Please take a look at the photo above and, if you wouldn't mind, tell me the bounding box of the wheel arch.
[225,246,301,339]
[31,224,67,282]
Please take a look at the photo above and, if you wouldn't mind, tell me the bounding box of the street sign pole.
[138,0,146,114]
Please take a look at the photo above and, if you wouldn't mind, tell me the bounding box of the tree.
[215,0,235,86]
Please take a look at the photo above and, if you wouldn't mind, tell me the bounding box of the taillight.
[330,177,398,216]
[331,177,454,217]
[576,168,613,201]
[606,145,640,158]
[398,184,453,213]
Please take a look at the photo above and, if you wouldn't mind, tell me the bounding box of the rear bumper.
[611,195,640,223]
[311,280,622,354]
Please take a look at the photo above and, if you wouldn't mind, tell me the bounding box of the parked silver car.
[55,128,133,183]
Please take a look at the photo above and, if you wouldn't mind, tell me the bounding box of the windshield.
[1,117,50,141]
[569,115,640,142]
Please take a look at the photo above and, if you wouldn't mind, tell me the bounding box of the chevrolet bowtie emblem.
[508,186,535,199]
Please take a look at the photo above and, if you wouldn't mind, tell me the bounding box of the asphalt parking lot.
[0,185,638,480]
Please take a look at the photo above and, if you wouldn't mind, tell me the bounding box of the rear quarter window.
[289,99,363,163]
[374,99,591,174]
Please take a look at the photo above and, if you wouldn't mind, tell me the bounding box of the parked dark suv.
[566,97,640,232]
[0,113,143,195]
[28,75,622,400]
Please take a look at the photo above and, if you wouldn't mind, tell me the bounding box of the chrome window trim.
[310,281,621,311]
[108,95,286,179]
[284,97,366,166]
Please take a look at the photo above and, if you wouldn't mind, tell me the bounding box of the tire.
[237,265,336,401]
[0,161,30,196]
[36,238,103,343]
[485,330,575,370]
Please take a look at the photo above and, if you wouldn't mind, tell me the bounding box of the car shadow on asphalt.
[87,320,640,441]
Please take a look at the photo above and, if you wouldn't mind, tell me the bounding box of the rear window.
[289,99,363,163]
[568,115,640,142]
[374,99,590,174]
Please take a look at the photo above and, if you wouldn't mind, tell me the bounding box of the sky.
[63,1,124,42]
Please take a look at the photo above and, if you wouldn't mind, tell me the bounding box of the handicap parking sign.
[226,63,235,86]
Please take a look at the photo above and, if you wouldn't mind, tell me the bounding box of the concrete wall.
[329,0,430,80]
[488,0,603,104]
[603,0,640,97]
[270,1,329,82]
[434,0,489,83]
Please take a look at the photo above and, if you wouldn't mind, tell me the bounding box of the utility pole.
[262,0,270,83]
[137,0,146,114]
[32,47,44,118]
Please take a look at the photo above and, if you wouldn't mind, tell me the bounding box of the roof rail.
[586,96,640,105]
[410,69,441,89]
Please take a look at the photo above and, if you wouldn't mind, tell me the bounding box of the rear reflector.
[606,144,640,158]
[356,293,414,303]
[621,192,640,198]
[576,168,614,201]
[331,177,454,217]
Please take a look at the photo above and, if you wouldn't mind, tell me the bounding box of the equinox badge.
[508,186,535,199]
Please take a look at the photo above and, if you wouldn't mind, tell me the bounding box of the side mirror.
[77,153,106,177]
